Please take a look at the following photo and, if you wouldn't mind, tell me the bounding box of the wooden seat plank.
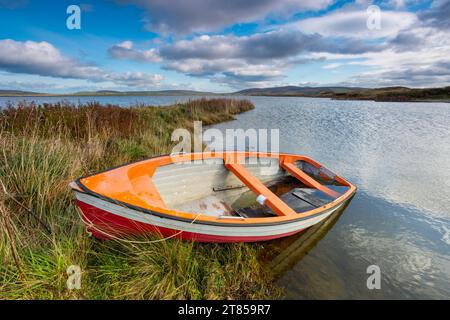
[281,161,340,198]
[224,161,296,216]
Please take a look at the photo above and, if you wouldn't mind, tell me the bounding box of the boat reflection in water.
[262,195,354,278]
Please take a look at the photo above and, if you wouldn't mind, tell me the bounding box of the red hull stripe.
[77,200,304,243]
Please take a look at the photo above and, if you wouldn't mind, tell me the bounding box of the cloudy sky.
[0,0,449,93]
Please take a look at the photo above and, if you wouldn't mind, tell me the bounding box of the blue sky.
[0,0,448,93]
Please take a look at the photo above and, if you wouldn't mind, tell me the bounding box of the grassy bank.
[236,85,450,102]
[322,86,450,102]
[0,98,280,299]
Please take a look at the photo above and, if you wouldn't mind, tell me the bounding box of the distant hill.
[0,89,45,96]
[234,86,450,102]
[1,86,449,102]
[320,86,450,102]
[0,89,219,97]
[234,86,366,96]
[71,90,219,96]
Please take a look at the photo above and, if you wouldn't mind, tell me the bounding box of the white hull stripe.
[76,192,344,238]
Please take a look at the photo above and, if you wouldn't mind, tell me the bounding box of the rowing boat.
[70,152,356,242]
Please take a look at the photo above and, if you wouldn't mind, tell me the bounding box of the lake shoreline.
[2,85,450,104]
[233,95,450,103]
[1,93,449,104]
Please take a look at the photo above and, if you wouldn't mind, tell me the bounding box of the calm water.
[2,95,450,299]
[212,96,450,299]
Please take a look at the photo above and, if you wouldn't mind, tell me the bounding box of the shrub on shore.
[0,98,279,299]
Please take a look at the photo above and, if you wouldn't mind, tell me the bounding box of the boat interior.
[76,152,354,219]
[151,154,351,218]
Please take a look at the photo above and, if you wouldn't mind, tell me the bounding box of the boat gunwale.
[73,152,357,226]
[74,189,355,228]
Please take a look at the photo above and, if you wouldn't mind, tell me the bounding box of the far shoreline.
[1,93,449,104]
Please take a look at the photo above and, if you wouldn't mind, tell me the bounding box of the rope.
[76,202,204,244]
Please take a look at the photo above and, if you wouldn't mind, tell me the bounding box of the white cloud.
[0,80,68,92]
[164,58,284,82]
[323,63,343,69]
[106,72,164,86]
[328,26,450,87]
[116,40,133,49]
[151,28,383,86]
[0,39,163,88]
[296,9,417,38]
[108,41,161,62]
[0,39,105,80]
[120,0,334,34]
